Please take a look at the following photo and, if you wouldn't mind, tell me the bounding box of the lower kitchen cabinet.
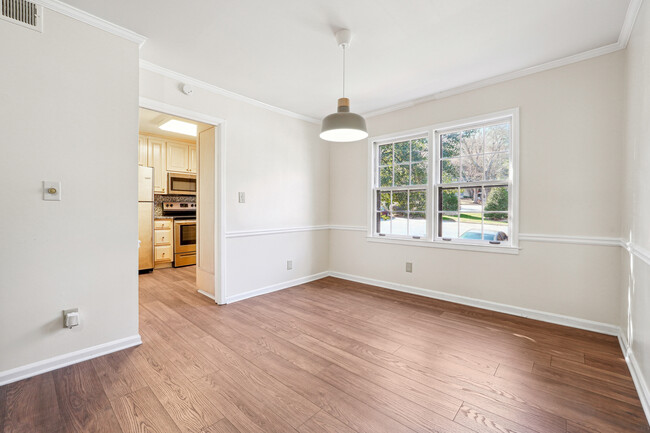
[154,218,173,269]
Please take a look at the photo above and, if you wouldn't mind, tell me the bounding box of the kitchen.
[137,108,212,274]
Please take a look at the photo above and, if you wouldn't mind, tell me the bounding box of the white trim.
[139,60,319,124]
[0,334,142,386]
[622,241,650,267]
[225,271,330,304]
[220,224,627,250]
[33,0,146,47]
[217,123,227,305]
[139,97,227,305]
[366,236,520,255]
[197,289,215,300]
[329,225,366,232]
[618,332,650,424]
[330,271,619,336]
[362,43,624,119]
[35,1,642,122]
[139,97,224,126]
[519,233,622,247]
[363,0,643,120]
[226,225,330,238]
[619,0,644,48]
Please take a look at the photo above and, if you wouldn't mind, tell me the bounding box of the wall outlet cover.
[62,308,79,328]
[406,262,413,273]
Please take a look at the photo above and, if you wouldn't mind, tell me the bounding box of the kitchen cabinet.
[138,136,148,166]
[167,141,197,173]
[154,230,172,245]
[154,218,173,268]
[167,142,189,173]
[155,246,173,263]
[189,145,197,173]
[139,135,167,194]
[138,135,196,193]
[148,138,167,194]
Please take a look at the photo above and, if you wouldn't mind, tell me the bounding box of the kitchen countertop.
[155,216,196,220]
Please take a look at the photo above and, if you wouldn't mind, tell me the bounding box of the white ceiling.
[139,107,211,141]
[64,0,631,120]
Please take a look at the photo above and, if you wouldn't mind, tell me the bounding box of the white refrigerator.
[138,165,154,271]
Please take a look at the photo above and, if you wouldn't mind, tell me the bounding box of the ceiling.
[65,0,631,120]
[139,108,211,141]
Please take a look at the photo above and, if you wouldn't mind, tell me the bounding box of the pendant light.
[320,29,368,142]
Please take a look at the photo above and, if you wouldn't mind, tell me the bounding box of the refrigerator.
[138,165,154,271]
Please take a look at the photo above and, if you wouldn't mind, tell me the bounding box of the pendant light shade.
[320,29,368,142]
[320,98,368,142]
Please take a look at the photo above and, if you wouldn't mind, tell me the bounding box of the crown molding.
[363,0,644,119]
[362,42,623,119]
[39,0,643,123]
[619,0,644,48]
[32,0,146,47]
[139,60,320,125]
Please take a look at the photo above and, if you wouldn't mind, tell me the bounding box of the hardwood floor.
[1,267,648,432]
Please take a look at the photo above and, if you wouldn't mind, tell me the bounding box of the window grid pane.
[376,187,427,237]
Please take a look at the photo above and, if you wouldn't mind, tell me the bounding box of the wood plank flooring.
[1,267,648,432]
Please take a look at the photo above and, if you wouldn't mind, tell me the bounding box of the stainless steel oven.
[174,219,196,267]
[168,172,197,195]
[162,201,197,268]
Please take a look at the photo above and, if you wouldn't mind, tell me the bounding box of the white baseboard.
[0,334,142,386]
[225,271,330,304]
[618,332,650,424]
[197,289,216,300]
[328,271,620,336]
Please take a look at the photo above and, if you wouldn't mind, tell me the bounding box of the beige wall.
[329,51,625,325]
[621,0,650,410]
[139,68,330,300]
[0,11,140,372]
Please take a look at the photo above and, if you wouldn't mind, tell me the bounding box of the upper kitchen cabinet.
[167,141,197,174]
[147,137,167,194]
[138,136,148,166]
[189,146,197,174]
[138,134,197,194]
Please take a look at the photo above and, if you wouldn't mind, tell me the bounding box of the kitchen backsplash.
[154,194,196,216]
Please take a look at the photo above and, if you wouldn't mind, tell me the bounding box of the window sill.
[366,236,520,255]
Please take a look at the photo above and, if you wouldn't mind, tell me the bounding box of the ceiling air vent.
[1,0,43,32]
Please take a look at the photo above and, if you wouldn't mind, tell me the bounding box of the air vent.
[1,0,43,32]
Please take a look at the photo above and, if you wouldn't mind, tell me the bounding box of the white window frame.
[367,108,519,254]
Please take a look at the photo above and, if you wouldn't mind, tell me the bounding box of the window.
[375,136,429,238]
[369,109,518,251]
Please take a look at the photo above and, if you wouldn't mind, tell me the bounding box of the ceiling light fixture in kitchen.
[320,29,368,142]
[159,119,198,137]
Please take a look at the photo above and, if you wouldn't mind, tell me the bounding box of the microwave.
[168,172,197,195]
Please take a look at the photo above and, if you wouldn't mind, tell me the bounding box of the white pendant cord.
[342,46,346,98]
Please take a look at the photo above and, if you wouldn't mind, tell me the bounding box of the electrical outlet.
[287,260,293,270]
[62,308,79,329]
[238,192,245,203]
[406,262,413,273]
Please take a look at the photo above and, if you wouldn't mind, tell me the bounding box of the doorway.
[137,99,225,304]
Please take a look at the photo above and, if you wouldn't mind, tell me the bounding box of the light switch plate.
[43,181,61,201]
[238,192,245,203]
[406,262,413,273]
